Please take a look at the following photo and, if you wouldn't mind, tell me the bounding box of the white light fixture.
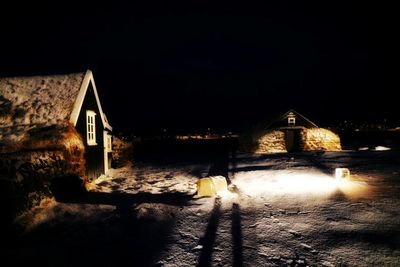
[335,168,350,181]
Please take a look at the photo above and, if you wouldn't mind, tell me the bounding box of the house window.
[107,135,112,152]
[86,110,97,145]
[288,117,296,126]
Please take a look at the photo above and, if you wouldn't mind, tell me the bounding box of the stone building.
[242,109,341,153]
[0,70,112,217]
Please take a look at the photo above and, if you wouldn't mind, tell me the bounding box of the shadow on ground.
[5,206,176,266]
[4,182,196,267]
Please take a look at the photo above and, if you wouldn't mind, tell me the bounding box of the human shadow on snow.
[198,198,222,267]
[232,203,243,267]
[197,201,245,267]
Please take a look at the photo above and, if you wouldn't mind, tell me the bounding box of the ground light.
[217,168,371,200]
[232,170,337,197]
[335,168,351,182]
[197,176,228,197]
[196,167,372,200]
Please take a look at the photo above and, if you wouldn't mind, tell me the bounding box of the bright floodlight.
[335,168,350,181]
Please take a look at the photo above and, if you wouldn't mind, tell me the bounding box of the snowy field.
[4,150,400,267]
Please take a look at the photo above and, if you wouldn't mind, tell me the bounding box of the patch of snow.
[8,151,400,266]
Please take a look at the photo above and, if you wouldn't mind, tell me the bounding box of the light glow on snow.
[336,179,372,199]
[233,170,338,196]
[231,169,372,199]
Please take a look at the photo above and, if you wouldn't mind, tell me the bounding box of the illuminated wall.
[302,128,341,151]
[254,128,341,153]
[255,130,287,153]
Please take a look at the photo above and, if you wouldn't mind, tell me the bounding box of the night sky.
[0,1,396,135]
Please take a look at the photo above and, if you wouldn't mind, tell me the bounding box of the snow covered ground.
[4,150,400,266]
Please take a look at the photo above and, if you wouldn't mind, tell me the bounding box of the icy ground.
[5,151,400,266]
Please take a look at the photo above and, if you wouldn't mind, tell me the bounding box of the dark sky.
[0,1,397,135]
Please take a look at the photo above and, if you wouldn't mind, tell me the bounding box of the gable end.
[69,70,112,131]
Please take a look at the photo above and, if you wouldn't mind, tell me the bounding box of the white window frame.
[288,117,296,126]
[107,134,112,152]
[86,110,97,146]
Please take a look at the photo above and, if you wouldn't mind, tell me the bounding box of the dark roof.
[264,109,318,130]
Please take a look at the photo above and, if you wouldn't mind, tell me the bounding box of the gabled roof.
[0,70,111,148]
[69,70,112,131]
[1,72,85,127]
[264,109,318,130]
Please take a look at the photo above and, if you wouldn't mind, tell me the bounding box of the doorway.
[285,129,302,152]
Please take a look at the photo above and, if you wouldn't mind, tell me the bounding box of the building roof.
[0,70,111,150]
[264,109,318,130]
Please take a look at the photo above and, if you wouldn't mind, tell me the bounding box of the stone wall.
[247,128,341,153]
[302,128,341,151]
[112,136,133,168]
[255,130,287,153]
[0,127,85,221]
[0,147,85,221]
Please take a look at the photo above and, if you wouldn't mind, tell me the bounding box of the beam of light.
[226,169,373,200]
[232,170,338,197]
[336,177,372,199]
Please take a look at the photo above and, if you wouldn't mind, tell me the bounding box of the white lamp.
[335,168,350,181]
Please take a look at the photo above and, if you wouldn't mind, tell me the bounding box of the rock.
[321,261,334,267]
[179,232,197,240]
[289,230,301,237]
[268,256,281,261]
[300,243,312,250]
[276,209,286,214]
[192,245,203,251]
[249,223,259,228]
[243,244,258,250]
[311,249,318,254]
[286,209,300,215]
[165,256,174,261]
[299,211,310,214]
[297,259,305,265]
[214,257,222,262]
[286,259,294,265]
